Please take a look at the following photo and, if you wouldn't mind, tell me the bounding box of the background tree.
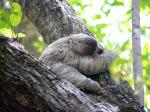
[132,0,144,106]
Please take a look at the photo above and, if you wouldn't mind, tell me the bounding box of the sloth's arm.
[76,50,116,75]
[51,63,104,94]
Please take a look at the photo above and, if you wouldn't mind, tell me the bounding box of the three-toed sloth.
[39,34,116,94]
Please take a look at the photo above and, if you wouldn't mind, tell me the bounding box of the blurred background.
[0,0,150,111]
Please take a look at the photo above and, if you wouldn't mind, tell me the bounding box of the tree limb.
[15,0,93,44]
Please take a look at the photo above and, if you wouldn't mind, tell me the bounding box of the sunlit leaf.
[92,15,101,20]
[0,28,15,37]
[112,1,123,6]
[10,14,21,26]
[17,33,26,38]
[11,2,21,12]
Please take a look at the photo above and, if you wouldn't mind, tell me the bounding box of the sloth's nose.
[97,48,103,54]
[97,44,103,54]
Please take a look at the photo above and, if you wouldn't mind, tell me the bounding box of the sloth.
[39,34,116,94]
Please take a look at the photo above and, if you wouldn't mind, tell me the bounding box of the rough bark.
[0,36,118,112]
[132,0,144,106]
[1,0,145,111]
[15,0,93,45]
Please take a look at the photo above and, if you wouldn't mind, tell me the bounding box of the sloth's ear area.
[83,37,97,47]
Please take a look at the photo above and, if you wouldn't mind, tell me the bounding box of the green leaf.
[0,9,9,18]
[17,33,26,38]
[10,14,21,26]
[112,1,123,6]
[92,14,101,20]
[0,9,11,27]
[0,28,14,37]
[11,2,21,13]
[0,20,10,28]
[9,2,22,26]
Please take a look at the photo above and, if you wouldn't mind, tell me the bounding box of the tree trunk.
[0,0,145,111]
[132,0,144,106]
[15,0,93,45]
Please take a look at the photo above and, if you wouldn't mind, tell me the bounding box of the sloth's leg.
[51,63,104,94]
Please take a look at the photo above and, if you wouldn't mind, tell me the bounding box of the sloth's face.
[71,36,103,56]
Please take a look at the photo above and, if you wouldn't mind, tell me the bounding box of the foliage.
[0,1,24,37]
[33,36,45,54]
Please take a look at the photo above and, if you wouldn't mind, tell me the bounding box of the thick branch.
[15,0,93,44]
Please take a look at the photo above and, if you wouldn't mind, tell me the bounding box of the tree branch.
[15,0,93,44]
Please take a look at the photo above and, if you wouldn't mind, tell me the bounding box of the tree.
[132,0,144,107]
[0,0,144,111]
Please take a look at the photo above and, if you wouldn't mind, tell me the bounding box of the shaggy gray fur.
[39,34,116,94]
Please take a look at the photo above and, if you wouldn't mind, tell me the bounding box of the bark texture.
[16,0,93,45]
[1,0,145,111]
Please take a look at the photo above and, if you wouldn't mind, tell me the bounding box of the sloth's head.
[69,34,103,56]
